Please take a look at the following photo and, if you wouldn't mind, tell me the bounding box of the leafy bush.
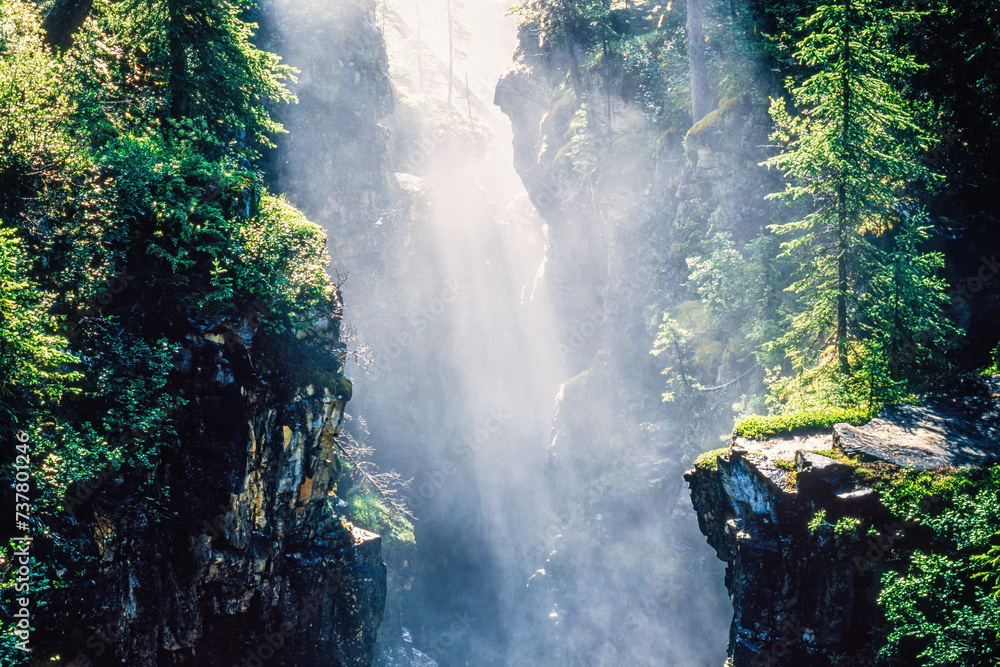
[348,486,415,549]
[876,466,1000,665]
[233,194,332,331]
[0,228,79,426]
[733,407,873,440]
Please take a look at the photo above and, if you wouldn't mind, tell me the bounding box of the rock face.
[686,378,1000,666]
[38,311,386,665]
[834,377,1000,469]
[688,447,877,665]
[494,16,778,665]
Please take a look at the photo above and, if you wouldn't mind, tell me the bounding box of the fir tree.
[763,0,941,389]
[857,212,957,402]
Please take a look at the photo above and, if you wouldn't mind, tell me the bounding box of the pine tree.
[857,212,957,402]
[763,0,940,388]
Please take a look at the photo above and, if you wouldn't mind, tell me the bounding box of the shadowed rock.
[834,377,1000,470]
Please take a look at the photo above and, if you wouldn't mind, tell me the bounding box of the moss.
[733,406,874,440]
[336,376,353,401]
[693,446,730,472]
[685,95,743,145]
[348,486,415,549]
[774,459,796,472]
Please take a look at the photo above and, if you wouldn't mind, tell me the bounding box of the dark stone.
[689,377,1000,665]
[795,451,854,498]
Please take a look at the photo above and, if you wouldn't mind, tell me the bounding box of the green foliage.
[855,213,958,403]
[773,458,796,473]
[693,447,729,472]
[0,2,78,189]
[651,312,697,403]
[972,535,1000,599]
[834,515,861,536]
[38,333,183,516]
[761,0,952,407]
[733,406,872,440]
[618,29,690,135]
[808,508,828,533]
[104,0,296,153]
[234,194,333,330]
[0,538,61,666]
[0,228,80,428]
[807,507,860,537]
[875,466,1000,665]
[979,344,1000,377]
[348,486,415,549]
[880,551,1000,666]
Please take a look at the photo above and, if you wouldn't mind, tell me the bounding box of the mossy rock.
[685,95,745,152]
[693,447,730,472]
[336,376,353,401]
[734,407,874,441]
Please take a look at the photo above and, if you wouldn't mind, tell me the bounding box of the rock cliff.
[686,378,1000,665]
[34,305,386,666]
[494,15,778,664]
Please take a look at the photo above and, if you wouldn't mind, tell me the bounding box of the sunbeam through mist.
[6,0,1000,664]
[265,0,730,664]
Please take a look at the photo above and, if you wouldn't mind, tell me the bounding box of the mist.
[263,0,731,663]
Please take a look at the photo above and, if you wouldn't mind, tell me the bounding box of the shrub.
[233,194,333,332]
[348,486,415,549]
[876,466,1000,665]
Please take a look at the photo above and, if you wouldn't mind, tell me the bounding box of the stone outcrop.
[834,377,1000,469]
[686,377,1000,666]
[36,306,386,666]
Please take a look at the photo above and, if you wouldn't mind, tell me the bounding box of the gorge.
[2,0,999,666]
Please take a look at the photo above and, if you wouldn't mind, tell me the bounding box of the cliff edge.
[687,377,1000,665]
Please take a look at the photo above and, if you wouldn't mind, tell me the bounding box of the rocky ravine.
[686,377,1000,666]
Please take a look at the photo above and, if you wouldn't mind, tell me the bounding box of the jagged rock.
[833,383,1000,469]
[38,309,386,666]
[688,377,1000,665]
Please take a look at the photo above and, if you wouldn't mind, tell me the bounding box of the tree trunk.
[559,0,584,100]
[687,0,712,123]
[417,0,424,93]
[837,0,853,372]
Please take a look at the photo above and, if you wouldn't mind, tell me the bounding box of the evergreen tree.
[108,0,295,152]
[763,0,940,391]
[857,212,957,402]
